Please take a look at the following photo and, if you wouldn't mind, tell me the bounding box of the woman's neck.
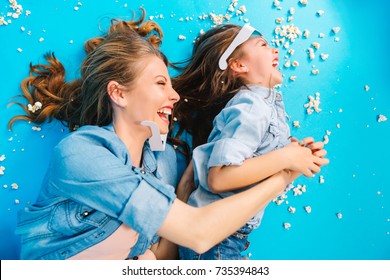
[113,120,149,168]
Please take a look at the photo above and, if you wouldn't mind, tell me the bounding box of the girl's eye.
[157,81,166,86]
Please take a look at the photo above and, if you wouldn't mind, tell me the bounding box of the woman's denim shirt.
[15,124,178,259]
[189,85,291,228]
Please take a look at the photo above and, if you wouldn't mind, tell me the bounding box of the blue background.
[0,0,389,260]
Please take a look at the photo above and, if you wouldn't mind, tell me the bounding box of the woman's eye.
[157,81,166,86]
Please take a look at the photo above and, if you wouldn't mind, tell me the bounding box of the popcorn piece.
[299,0,308,5]
[323,135,329,144]
[304,92,321,114]
[312,42,320,50]
[377,114,388,123]
[307,48,315,60]
[275,17,284,24]
[320,53,329,60]
[17,48,23,53]
[292,60,299,67]
[293,184,306,196]
[0,166,5,175]
[15,199,20,204]
[32,126,42,131]
[311,69,319,75]
[319,32,325,38]
[0,154,5,162]
[304,206,312,213]
[178,35,186,40]
[273,0,281,7]
[11,183,19,190]
[336,212,343,219]
[317,10,325,16]
[288,206,296,214]
[289,76,297,81]
[303,29,310,38]
[319,175,325,184]
[293,120,300,128]
[284,60,291,68]
[283,222,291,230]
[332,26,341,34]
[289,8,295,15]
[364,85,370,91]
[27,101,43,113]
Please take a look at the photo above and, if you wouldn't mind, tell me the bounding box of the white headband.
[218,23,260,70]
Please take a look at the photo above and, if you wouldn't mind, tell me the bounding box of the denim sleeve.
[48,134,176,242]
[207,93,271,168]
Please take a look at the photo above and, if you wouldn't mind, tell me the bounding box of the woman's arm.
[150,162,195,259]
[157,169,298,254]
[208,141,328,193]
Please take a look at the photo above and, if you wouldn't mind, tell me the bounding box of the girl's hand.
[175,161,195,202]
[282,142,324,177]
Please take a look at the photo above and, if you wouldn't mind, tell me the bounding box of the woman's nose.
[170,88,180,103]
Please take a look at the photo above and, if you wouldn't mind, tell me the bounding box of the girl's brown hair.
[170,24,248,159]
[8,8,165,131]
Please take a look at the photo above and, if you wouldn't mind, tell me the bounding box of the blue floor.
[0,0,389,259]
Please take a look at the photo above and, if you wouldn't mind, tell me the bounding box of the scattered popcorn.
[319,175,325,184]
[292,60,299,67]
[320,53,329,60]
[3,185,8,189]
[287,49,295,55]
[317,10,325,16]
[304,206,312,213]
[288,206,296,214]
[293,184,306,196]
[293,120,300,128]
[0,166,5,175]
[273,0,281,7]
[15,199,20,204]
[284,60,291,68]
[323,135,329,144]
[275,17,284,24]
[377,114,387,123]
[11,183,19,190]
[304,92,321,114]
[311,69,319,75]
[334,37,340,42]
[336,212,343,219]
[299,0,308,5]
[312,42,320,50]
[0,154,5,162]
[307,48,315,60]
[332,26,341,34]
[178,35,186,40]
[364,85,370,91]
[283,222,291,230]
[32,126,42,131]
[303,29,310,38]
[27,101,43,113]
[17,48,23,52]
[319,32,325,38]
[289,76,297,81]
[287,16,294,22]
[289,7,295,15]
[39,37,44,42]
[74,7,79,11]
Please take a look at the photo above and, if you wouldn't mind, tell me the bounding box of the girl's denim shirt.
[189,85,291,228]
[15,124,178,259]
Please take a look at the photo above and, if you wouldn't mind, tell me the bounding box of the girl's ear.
[107,81,127,107]
[229,59,248,74]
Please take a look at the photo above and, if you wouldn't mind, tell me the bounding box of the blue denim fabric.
[189,85,291,227]
[179,225,253,260]
[15,124,177,259]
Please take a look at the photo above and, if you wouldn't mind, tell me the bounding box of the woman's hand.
[175,161,195,202]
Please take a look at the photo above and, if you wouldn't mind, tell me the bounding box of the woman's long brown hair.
[8,8,165,131]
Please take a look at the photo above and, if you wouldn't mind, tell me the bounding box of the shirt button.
[276,93,282,100]
[140,170,146,174]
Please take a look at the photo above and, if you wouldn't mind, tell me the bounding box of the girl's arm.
[157,169,298,254]
[208,140,328,193]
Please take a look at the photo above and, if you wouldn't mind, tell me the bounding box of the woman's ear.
[229,59,248,74]
[107,81,127,107]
